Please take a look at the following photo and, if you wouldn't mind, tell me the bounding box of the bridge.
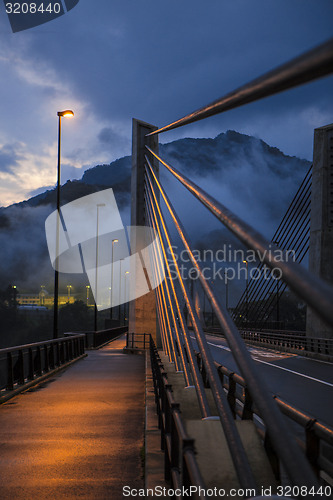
[1,38,333,500]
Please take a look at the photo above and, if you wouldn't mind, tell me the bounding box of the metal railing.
[0,334,85,401]
[138,36,333,491]
[205,328,333,359]
[240,330,333,357]
[126,332,151,350]
[195,351,333,484]
[150,337,208,500]
[83,326,128,348]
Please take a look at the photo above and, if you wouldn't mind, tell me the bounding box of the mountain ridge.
[0,130,311,292]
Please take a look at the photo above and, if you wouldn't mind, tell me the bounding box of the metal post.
[110,238,118,320]
[53,115,61,339]
[94,203,105,332]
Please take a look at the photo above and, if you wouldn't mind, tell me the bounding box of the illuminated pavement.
[0,336,145,500]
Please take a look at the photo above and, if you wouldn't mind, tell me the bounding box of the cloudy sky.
[0,0,332,206]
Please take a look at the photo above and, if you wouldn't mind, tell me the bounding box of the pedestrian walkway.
[0,336,145,500]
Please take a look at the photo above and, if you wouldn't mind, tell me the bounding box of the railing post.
[18,350,25,385]
[305,420,320,477]
[7,352,14,391]
[28,347,34,380]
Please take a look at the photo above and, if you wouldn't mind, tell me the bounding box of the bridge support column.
[307,123,333,339]
[128,119,161,348]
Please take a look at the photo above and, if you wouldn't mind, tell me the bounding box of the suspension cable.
[146,147,333,330]
[145,152,319,489]
[145,161,259,490]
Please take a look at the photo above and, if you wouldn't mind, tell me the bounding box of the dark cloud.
[26,1,333,122]
[0,144,22,173]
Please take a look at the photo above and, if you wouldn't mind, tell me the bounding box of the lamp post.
[86,285,90,306]
[40,285,45,306]
[110,238,118,320]
[94,203,105,332]
[224,269,229,310]
[243,260,248,322]
[124,271,129,324]
[118,258,124,323]
[67,285,72,302]
[272,240,280,326]
[53,109,74,339]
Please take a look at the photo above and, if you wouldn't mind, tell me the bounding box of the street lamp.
[94,203,105,332]
[110,238,118,320]
[86,285,90,306]
[124,271,129,324]
[243,260,248,322]
[118,258,124,324]
[53,109,74,339]
[67,285,72,302]
[224,269,229,310]
[272,240,280,326]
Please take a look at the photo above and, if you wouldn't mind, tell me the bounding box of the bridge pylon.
[128,119,161,348]
[307,123,333,339]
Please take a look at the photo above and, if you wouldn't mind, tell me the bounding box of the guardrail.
[205,328,333,359]
[240,330,333,357]
[0,334,85,402]
[126,332,150,350]
[150,337,207,499]
[195,351,333,486]
[83,326,128,348]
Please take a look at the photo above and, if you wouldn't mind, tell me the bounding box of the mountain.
[0,131,311,293]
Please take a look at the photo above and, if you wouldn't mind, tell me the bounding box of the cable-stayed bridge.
[0,37,333,500]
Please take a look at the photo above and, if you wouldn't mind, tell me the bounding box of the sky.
[0,0,332,206]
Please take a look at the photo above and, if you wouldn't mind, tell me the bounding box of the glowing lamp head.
[57,110,74,118]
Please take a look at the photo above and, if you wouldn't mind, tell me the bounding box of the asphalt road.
[191,334,333,427]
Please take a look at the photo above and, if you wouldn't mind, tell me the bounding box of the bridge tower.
[128,119,161,347]
[307,123,333,339]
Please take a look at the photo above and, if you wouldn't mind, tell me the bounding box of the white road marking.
[252,357,333,388]
[207,341,230,352]
[192,336,333,388]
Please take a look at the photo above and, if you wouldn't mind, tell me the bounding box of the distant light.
[125,271,129,275]
[242,260,247,264]
[57,110,74,118]
[113,239,119,243]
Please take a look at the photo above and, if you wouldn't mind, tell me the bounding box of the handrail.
[0,335,85,397]
[147,37,333,136]
[0,334,84,354]
[150,337,208,498]
[146,146,333,330]
[199,353,333,483]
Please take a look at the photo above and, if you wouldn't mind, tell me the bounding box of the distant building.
[17,289,75,308]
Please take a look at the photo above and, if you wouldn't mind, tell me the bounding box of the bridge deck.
[0,336,145,500]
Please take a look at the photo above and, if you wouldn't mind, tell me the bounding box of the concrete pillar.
[306,123,333,339]
[128,119,161,347]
